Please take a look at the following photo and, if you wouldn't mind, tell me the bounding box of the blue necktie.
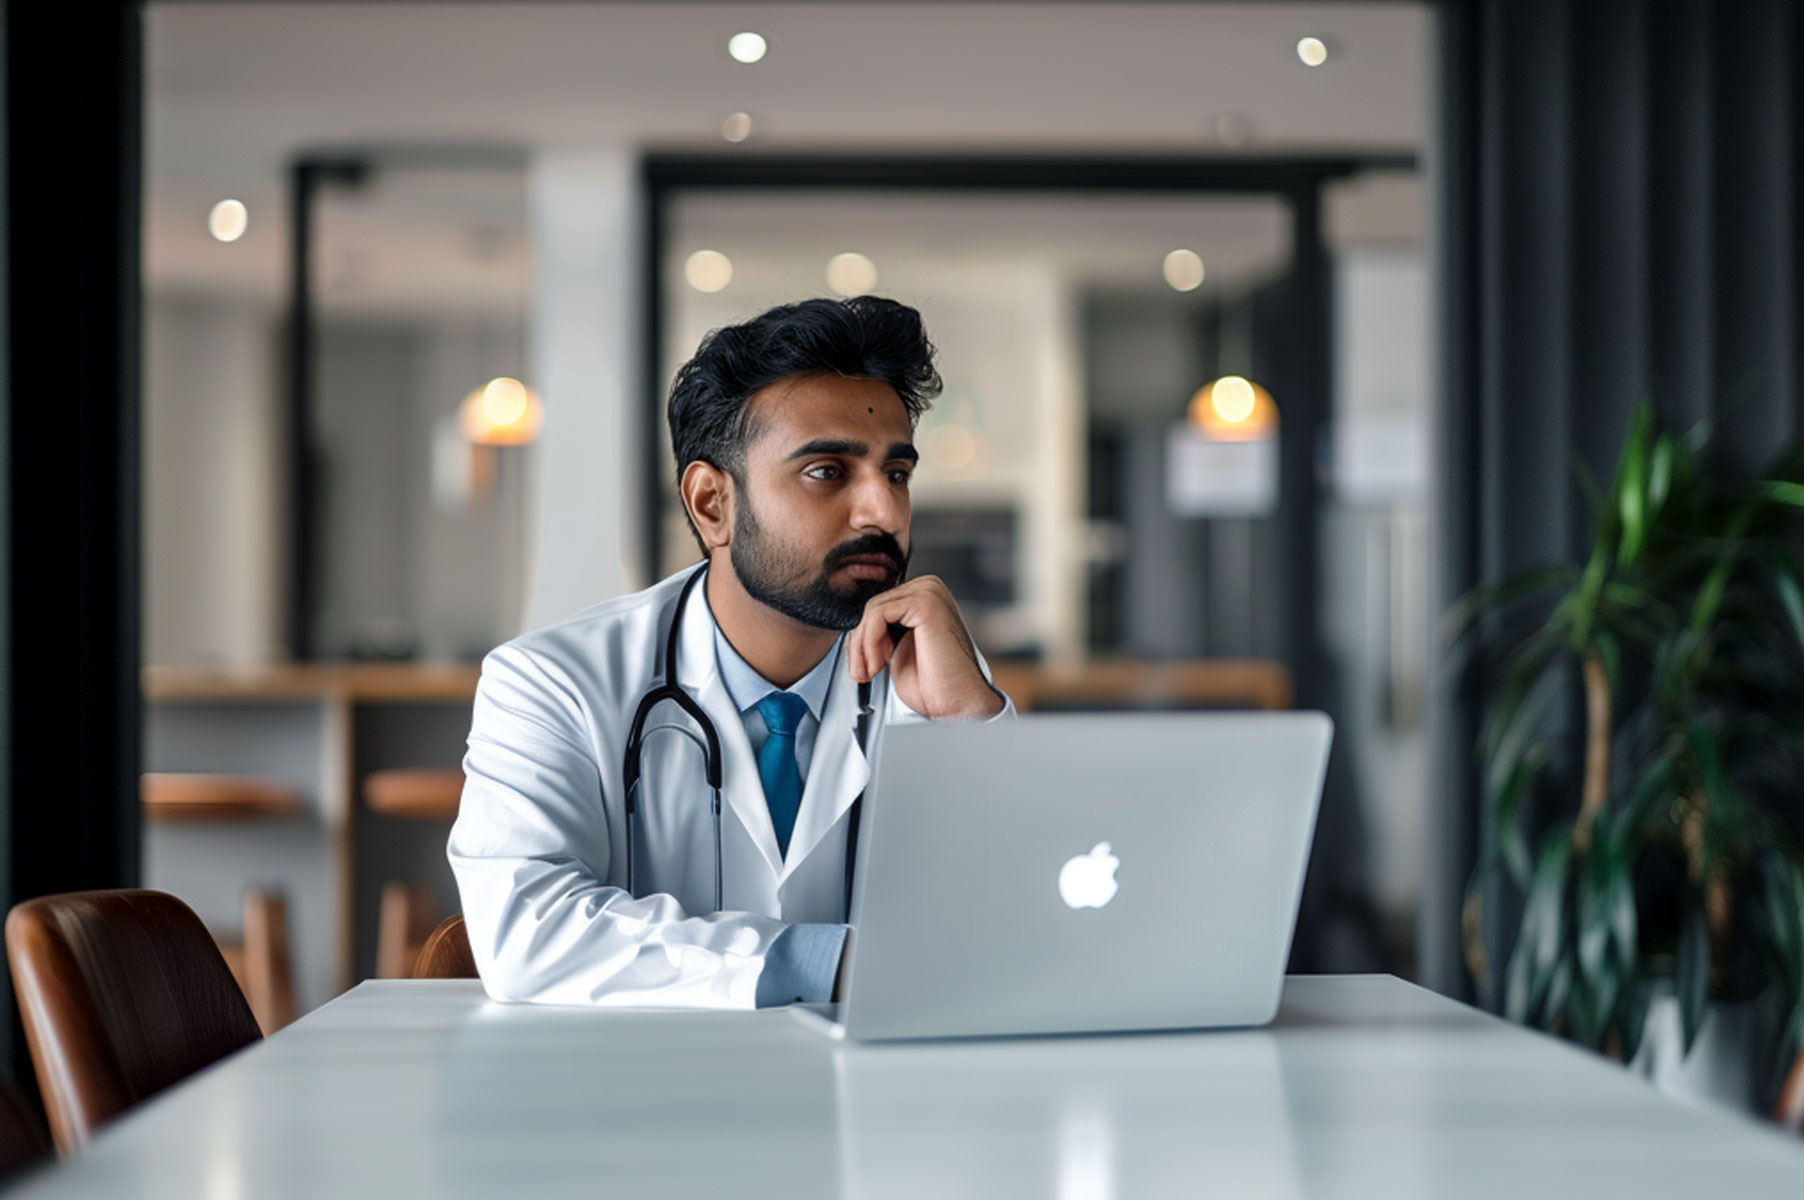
[756,692,810,858]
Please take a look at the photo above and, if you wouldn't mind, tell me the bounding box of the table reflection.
[832,1030,1301,1200]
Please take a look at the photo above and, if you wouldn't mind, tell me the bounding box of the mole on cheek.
[867,407,874,413]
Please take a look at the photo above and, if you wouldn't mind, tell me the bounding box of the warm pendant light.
[1187,296,1277,442]
[1188,374,1277,441]
[458,377,543,446]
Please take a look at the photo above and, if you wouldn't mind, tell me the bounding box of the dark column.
[1280,184,1327,710]
[285,158,368,662]
[0,0,144,1081]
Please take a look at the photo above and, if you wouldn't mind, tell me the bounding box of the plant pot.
[1628,992,1772,1114]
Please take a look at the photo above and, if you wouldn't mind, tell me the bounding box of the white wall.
[143,295,285,665]
[1325,246,1432,928]
[525,145,644,628]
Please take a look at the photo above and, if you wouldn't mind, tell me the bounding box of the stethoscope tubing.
[621,563,872,917]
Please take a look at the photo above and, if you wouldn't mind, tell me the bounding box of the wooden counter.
[142,662,479,1006]
[143,662,481,704]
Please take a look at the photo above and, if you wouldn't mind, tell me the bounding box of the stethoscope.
[621,563,874,917]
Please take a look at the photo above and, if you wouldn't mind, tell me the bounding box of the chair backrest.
[411,915,477,980]
[5,889,263,1154]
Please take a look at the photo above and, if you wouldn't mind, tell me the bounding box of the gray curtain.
[1426,0,1804,999]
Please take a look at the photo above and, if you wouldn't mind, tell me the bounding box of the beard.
[730,490,909,631]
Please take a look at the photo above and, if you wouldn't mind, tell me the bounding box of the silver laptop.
[796,710,1332,1042]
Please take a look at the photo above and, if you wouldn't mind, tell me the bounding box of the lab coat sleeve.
[447,642,788,1009]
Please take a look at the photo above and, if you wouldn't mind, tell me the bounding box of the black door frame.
[641,150,1415,710]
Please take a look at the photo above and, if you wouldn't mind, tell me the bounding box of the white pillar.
[524,145,645,630]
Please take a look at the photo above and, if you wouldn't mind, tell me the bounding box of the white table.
[11,975,1804,1198]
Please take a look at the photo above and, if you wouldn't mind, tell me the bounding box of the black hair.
[667,296,942,512]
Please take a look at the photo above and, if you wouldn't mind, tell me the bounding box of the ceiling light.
[826,252,878,296]
[1188,376,1277,442]
[1162,249,1205,292]
[728,32,767,63]
[1213,113,1254,148]
[1297,36,1329,66]
[721,112,754,143]
[208,199,248,243]
[685,249,733,293]
[458,377,544,446]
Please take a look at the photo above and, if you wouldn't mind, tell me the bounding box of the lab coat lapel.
[780,649,877,881]
[674,576,784,879]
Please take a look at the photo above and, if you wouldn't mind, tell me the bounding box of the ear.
[680,460,735,551]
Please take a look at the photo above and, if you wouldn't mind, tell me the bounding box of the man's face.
[728,373,916,630]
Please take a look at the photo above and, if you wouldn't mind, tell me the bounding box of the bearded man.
[449,296,1010,1009]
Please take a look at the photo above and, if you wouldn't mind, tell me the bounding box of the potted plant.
[1448,405,1804,1108]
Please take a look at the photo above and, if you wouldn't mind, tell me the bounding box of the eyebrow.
[786,438,920,464]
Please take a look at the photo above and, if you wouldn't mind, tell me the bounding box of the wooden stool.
[141,773,301,822]
[141,775,301,1034]
[214,889,296,1036]
[364,769,462,979]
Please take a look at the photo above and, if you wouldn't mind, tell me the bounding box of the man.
[449,296,1010,1009]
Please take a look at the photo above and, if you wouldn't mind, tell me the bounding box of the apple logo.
[1058,842,1121,909]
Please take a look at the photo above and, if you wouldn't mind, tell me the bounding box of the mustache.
[824,533,908,575]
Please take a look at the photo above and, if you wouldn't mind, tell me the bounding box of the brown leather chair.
[410,915,477,980]
[5,889,263,1154]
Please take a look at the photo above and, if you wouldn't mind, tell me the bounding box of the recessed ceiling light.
[1213,113,1254,148]
[1297,36,1329,66]
[208,199,248,243]
[826,252,878,296]
[685,249,733,293]
[728,32,767,64]
[1163,249,1205,292]
[721,112,754,143]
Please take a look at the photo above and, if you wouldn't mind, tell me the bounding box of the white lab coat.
[449,565,945,1009]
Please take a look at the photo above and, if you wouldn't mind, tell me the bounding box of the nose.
[848,467,905,534]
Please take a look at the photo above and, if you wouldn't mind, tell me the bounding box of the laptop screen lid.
[837,711,1332,1042]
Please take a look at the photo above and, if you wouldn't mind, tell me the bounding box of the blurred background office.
[133,1,1433,1018]
[6,0,1804,1132]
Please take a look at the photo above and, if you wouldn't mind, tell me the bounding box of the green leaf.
[1756,480,1804,508]
[1758,856,1804,1067]
[1607,751,1675,857]
[1647,434,1675,518]
[1617,409,1652,566]
[1507,827,1574,1025]
[1569,974,1601,1045]
[1483,666,1563,795]
[1440,565,1581,650]
[1577,863,1611,984]
[1492,743,1548,887]
[1767,548,1804,647]
[1677,898,1711,1055]
[1544,959,1575,1033]
[1593,631,1622,695]
[1617,976,1652,1064]
[1608,864,1638,969]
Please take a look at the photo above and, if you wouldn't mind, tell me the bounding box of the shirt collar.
[707,594,838,721]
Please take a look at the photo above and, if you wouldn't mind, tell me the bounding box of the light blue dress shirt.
[707,597,1013,1007]
[707,604,851,1007]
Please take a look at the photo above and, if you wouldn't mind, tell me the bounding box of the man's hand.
[847,575,1005,720]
